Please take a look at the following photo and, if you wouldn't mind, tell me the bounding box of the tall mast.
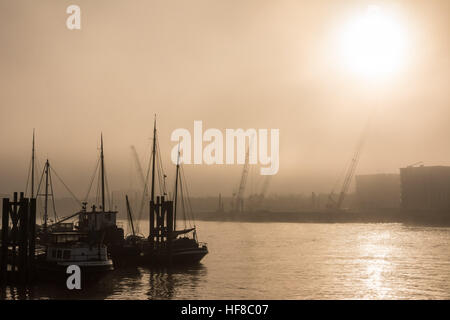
[44,160,49,232]
[100,134,106,212]
[31,129,35,198]
[125,195,136,237]
[173,147,180,232]
[150,116,157,203]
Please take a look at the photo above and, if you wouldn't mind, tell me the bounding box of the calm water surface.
[2,221,450,299]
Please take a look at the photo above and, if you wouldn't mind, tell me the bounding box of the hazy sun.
[339,5,408,78]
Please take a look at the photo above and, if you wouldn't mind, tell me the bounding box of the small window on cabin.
[63,250,71,259]
[51,250,56,258]
[57,250,62,259]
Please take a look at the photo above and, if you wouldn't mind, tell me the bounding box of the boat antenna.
[173,142,181,232]
[100,133,106,212]
[150,115,157,203]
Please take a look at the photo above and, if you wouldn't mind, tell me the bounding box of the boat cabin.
[78,204,117,231]
[47,231,87,244]
[49,222,74,232]
[45,232,109,262]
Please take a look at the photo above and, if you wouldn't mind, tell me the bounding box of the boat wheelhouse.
[78,203,118,231]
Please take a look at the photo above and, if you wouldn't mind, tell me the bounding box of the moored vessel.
[35,231,114,276]
[141,118,208,266]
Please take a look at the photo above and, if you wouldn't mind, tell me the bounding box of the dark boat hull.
[36,261,114,274]
[171,247,208,265]
[35,254,114,284]
[109,244,143,267]
[141,247,208,266]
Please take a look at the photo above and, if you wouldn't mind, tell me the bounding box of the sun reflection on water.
[357,231,395,299]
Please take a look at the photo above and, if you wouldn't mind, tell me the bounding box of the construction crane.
[327,119,371,211]
[129,145,150,235]
[131,145,146,188]
[233,143,251,213]
[248,175,272,211]
[259,175,271,199]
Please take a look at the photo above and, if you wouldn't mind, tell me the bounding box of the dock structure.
[148,196,174,255]
[0,192,36,286]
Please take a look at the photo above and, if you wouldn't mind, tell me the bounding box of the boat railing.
[72,256,107,261]
[53,254,108,261]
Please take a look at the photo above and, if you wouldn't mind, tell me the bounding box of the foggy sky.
[0,0,449,198]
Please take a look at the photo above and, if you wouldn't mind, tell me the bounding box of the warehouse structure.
[355,174,401,209]
[400,166,450,216]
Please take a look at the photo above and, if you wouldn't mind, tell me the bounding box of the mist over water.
[1,0,450,197]
[3,221,449,300]
[1,0,450,302]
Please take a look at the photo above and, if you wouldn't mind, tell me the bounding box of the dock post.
[11,192,18,282]
[28,198,36,281]
[166,200,173,263]
[18,197,29,284]
[1,194,36,286]
[149,200,154,248]
[156,196,161,250]
[1,198,9,285]
[161,196,166,243]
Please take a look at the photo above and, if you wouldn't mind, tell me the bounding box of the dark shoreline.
[193,210,450,227]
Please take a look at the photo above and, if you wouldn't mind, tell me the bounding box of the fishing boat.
[141,118,208,265]
[76,135,124,244]
[39,135,141,266]
[35,231,114,275]
[74,135,140,265]
[28,135,114,278]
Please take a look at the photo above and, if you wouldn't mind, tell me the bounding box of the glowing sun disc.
[339,5,408,77]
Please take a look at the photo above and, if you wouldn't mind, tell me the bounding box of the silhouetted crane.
[248,175,272,211]
[233,143,251,213]
[131,145,146,188]
[327,119,371,211]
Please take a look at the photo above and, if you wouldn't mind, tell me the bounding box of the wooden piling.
[1,194,37,286]
[28,198,36,280]
[165,200,173,261]
[18,197,28,284]
[1,198,9,285]
[149,200,155,247]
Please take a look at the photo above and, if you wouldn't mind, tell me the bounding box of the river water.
[2,221,450,299]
